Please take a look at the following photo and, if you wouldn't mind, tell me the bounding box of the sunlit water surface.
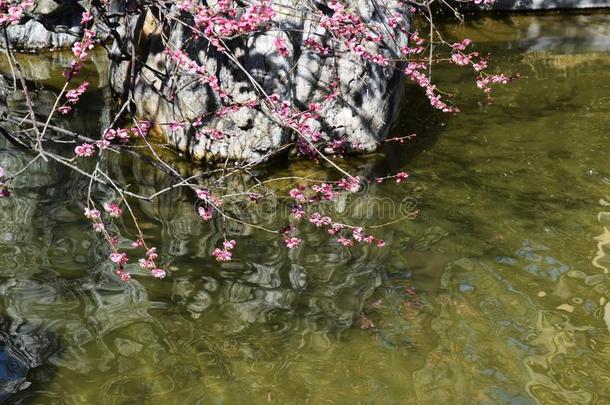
[0,12,609,404]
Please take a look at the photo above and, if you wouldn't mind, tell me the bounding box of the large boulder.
[0,0,87,51]
[110,0,411,163]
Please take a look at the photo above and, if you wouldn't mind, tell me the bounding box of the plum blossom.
[84,207,101,220]
[396,172,409,183]
[151,268,166,278]
[80,11,93,24]
[327,223,344,235]
[289,188,306,203]
[103,202,123,217]
[198,206,214,220]
[139,258,155,269]
[338,176,361,192]
[291,205,305,220]
[273,36,290,57]
[213,248,232,261]
[109,252,128,265]
[212,239,236,261]
[312,183,336,200]
[338,236,354,247]
[75,143,95,157]
[309,212,331,227]
[116,269,131,282]
[284,237,302,249]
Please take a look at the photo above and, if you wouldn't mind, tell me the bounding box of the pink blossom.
[396,172,409,183]
[289,188,306,202]
[116,269,131,282]
[109,252,128,265]
[376,239,386,248]
[93,223,105,232]
[139,258,155,269]
[84,207,101,220]
[223,239,236,250]
[327,223,344,235]
[213,248,232,261]
[451,39,472,51]
[132,120,151,137]
[103,128,116,140]
[338,176,361,192]
[146,247,158,261]
[473,59,488,72]
[103,202,123,217]
[312,183,336,200]
[75,143,95,157]
[81,11,93,24]
[57,106,72,114]
[151,268,166,278]
[309,212,331,227]
[198,206,214,220]
[168,122,183,131]
[284,237,302,249]
[65,81,89,104]
[291,205,305,220]
[116,128,130,141]
[132,239,144,248]
[273,36,290,57]
[96,140,111,150]
[337,236,354,247]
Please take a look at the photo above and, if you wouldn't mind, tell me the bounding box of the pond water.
[1,12,609,404]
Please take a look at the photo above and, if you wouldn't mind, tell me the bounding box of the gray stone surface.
[466,0,610,9]
[0,0,85,51]
[112,0,411,163]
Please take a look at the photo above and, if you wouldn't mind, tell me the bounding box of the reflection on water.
[0,12,609,404]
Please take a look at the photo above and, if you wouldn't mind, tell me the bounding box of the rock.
[110,0,411,163]
[0,0,86,51]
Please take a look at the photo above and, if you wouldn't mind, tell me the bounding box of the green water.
[1,12,609,404]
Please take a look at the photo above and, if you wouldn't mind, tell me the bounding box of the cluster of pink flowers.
[273,36,290,57]
[196,188,223,223]
[196,127,226,141]
[198,206,214,220]
[213,99,258,118]
[284,237,301,249]
[213,239,236,261]
[103,127,131,142]
[132,120,151,137]
[281,179,385,250]
[179,0,275,51]
[337,176,361,192]
[267,90,341,156]
[476,74,511,97]
[164,49,227,98]
[303,38,330,55]
[74,143,95,157]
[103,201,123,217]
[317,2,393,67]
[58,81,89,114]
[374,171,410,184]
[65,24,96,79]
[138,247,166,278]
[0,0,33,26]
[80,11,93,24]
